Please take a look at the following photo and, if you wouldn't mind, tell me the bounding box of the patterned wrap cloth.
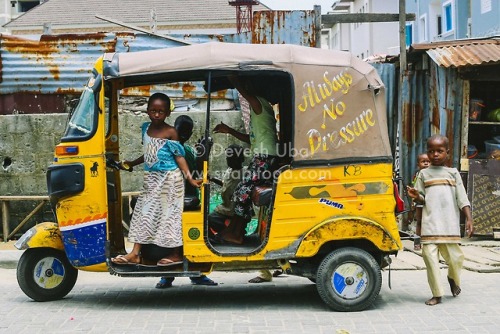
[128,122,185,248]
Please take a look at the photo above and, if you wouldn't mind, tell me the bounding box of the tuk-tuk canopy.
[104,42,392,163]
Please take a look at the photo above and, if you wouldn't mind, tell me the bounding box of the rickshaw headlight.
[14,228,34,250]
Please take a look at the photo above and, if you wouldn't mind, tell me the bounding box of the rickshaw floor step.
[210,243,260,254]
[109,262,212,276]
[111,270,203,277]
[209,233,263,254]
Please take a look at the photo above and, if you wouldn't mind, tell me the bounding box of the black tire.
[17,248,78,302]
[316,247,381,312]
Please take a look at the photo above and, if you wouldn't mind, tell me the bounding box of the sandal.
[155,277,174,289]
[191,276,218,286]
[111,254,141,265]
[157,258,183,267]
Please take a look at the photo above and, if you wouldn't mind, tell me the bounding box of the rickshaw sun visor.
[55,145,79,156]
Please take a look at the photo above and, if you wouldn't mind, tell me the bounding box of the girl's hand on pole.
[189,178,203,188]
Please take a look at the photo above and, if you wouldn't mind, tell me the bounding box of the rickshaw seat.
[251,186,273,207]
[250,163,288,207]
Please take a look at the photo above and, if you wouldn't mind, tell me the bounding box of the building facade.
[326,0,500,57]
[0,0,42,33]
[326,0,401,58]
[405,0,500,44]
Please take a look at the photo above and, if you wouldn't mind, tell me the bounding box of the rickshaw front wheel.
[17,248,78,302]
[316,247,382,312]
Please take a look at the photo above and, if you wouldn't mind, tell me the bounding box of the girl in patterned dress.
[111,93,201,266]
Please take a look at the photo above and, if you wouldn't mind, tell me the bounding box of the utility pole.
[399,0,407,72]
[393,0,408,230]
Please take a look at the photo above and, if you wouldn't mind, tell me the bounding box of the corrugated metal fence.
[399,62,464,186]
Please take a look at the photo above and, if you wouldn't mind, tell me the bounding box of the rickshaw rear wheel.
[316,247,381,312]
[17,248,78,302]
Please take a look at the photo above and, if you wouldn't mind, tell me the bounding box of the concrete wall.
[0,110,245,237]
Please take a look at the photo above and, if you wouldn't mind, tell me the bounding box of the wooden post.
[7,200,47,240]
[1,201,9,242]
[398,0,407,231]
[314,5,321,48]
[398,0,407,178]
[399,0,407,73]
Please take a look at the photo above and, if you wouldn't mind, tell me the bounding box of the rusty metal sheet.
[0,33,118,94]
[224,10,318,46]
[396,62,463,189]
[122,82,233,100]
[372,63,398,151]
[413,38,500,68]
[0,93,68,114]
[0,32,216,96]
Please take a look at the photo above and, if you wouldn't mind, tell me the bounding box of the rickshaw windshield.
[62,71,102,142]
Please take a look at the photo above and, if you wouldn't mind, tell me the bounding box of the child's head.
[147,92,171,120]
[174,115,194,144]
[225,144,245,170]
[417,153,430,170]
[426,134,449,166]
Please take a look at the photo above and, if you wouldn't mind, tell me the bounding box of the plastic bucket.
[485,140,500,156]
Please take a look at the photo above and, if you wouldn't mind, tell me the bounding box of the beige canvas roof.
[114,42,374,76]
[107,42,392,162]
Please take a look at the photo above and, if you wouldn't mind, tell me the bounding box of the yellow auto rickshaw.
[15,42,402,311]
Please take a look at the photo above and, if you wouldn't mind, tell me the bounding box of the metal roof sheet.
[0,33,217,95]
[411,38,500,68]
[4,0,270,29]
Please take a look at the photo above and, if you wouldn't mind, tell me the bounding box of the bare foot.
[272,269,283,277]
[425,297,442,306]
[248,276,271,283]
[448,277,461,297]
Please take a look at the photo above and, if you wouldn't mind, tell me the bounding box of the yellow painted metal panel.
[21,222,64,250]
[267,162,401,255]
[296,217,402,257]
[183,162,401,263]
